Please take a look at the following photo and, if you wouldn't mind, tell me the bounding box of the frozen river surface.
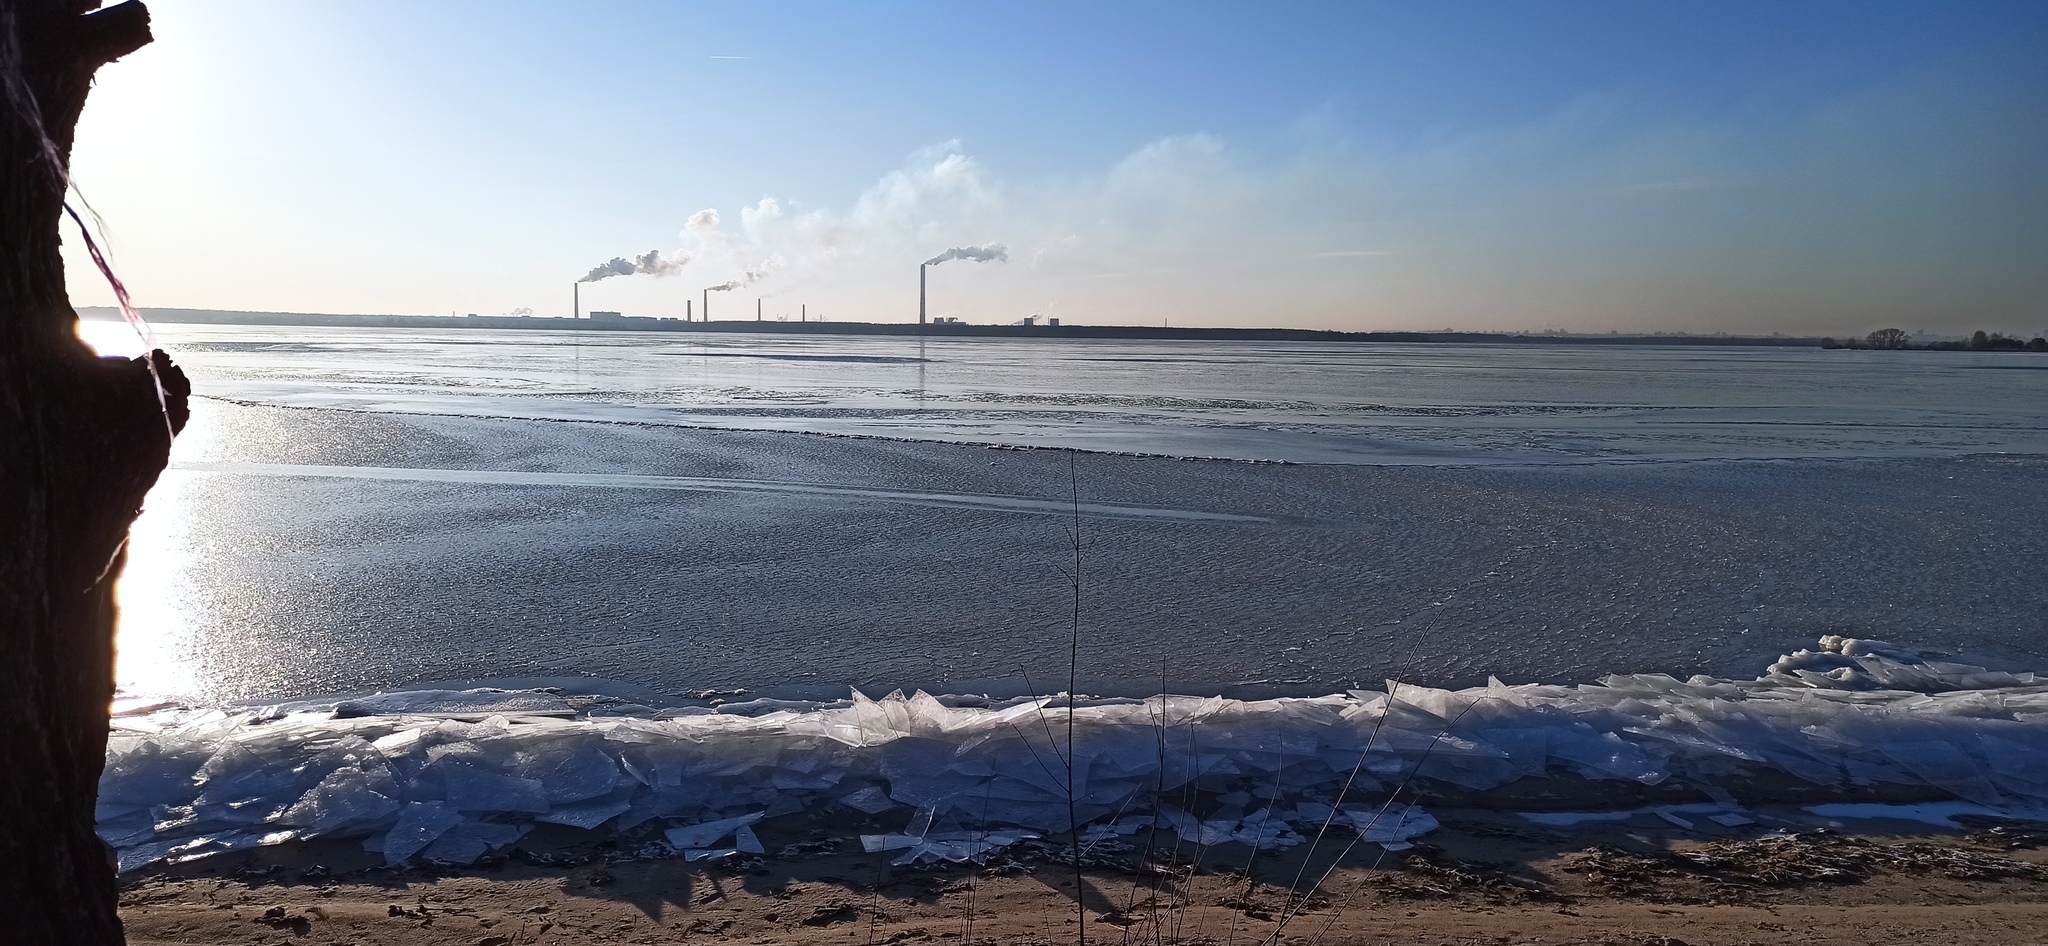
[148,323,2048,464]
[89,322,2048,705]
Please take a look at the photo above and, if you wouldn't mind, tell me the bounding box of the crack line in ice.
[169,461,1271,522]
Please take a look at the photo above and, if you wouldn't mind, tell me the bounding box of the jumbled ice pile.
[99,637,2048,873]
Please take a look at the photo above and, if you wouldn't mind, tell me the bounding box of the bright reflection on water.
[77,318,206,701]
[114,471,203,700]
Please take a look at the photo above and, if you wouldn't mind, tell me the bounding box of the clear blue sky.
[62,1,2048,334]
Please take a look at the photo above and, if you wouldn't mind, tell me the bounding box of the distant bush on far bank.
[1820,328,2048,352]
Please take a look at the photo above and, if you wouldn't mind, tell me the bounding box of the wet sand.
[119,810,2048,945]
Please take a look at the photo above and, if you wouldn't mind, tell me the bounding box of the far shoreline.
[80,306,1827,348]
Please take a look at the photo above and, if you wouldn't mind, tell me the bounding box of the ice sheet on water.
[838,785,897,814]
[277,765,401,833]
[256,688,583,719]
[1158,805,1309,849]
[1294,802,1437,849]
[98,638,2048,872]
[664,812,764,851]
[526,746,622,802]
[416,818,530,866]
[380,802,464,866]
[435,761,550,813]
[1519,803,1748,830]
[537,795,633,829]
[861,830,1038,865]
[1805,802,2048,828]
[1766,637,2042,692]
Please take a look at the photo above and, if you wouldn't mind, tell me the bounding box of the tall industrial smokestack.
[701,280,742,322]
[919,244,1004,325]
[573,282,580,320]
[757,298,762,322]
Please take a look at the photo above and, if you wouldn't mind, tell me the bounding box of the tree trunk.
[0,2,187,941]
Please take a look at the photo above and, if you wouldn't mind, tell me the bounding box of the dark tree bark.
[0,1,187,941]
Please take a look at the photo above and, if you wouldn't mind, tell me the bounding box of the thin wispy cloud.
[1313,250,1387,258]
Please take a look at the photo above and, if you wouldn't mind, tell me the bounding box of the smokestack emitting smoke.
[920,244,1008,324]
[702,281,742,321]
[579,249,691,283]
[923,244,1009,267]
[698,255,781,321]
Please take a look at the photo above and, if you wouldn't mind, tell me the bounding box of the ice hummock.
[99,637,2048,872]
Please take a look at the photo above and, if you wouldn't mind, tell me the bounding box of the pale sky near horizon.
[59,1,2048,335]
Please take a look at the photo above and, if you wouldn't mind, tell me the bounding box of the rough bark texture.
[0,1,186,941]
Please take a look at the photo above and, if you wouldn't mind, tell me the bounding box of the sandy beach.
[119,810,2048,945]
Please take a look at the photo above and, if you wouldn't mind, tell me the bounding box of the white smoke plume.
[580,258,634,282]
[703,255,784,292]
[654,145,1004,309]
[685,209,723,242]
[578,249,692,283]
[923,244,1008,267]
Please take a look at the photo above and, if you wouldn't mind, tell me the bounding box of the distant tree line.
[1822,329,2048,352]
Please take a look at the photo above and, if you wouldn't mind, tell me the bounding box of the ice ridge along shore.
[100,637,2048,873]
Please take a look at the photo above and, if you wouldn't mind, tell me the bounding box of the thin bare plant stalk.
[1279,698,1487,946]
[1003,678,1120,946]
[1282,611,1439,867]
[1272,599,1440,917]
[1177,716,1226,946]
[1065,452,1084,946]
[1274,723,1448,943]
[1003,674,1095,938]
[1124,678,1171,946]
[1011,672,1071,789]
[1148,682,1170,946]
[1264,600,1462,941]
[1165,714,1201,945]
[961,777,997,946]
[1224,754,1292,946]
[1276,678,1406,910]
[865,847,886,946]
[1087,790,1146,861]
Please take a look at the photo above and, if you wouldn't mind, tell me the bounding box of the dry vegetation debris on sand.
[116,818,2048,946]
[1560,829,2046,899]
